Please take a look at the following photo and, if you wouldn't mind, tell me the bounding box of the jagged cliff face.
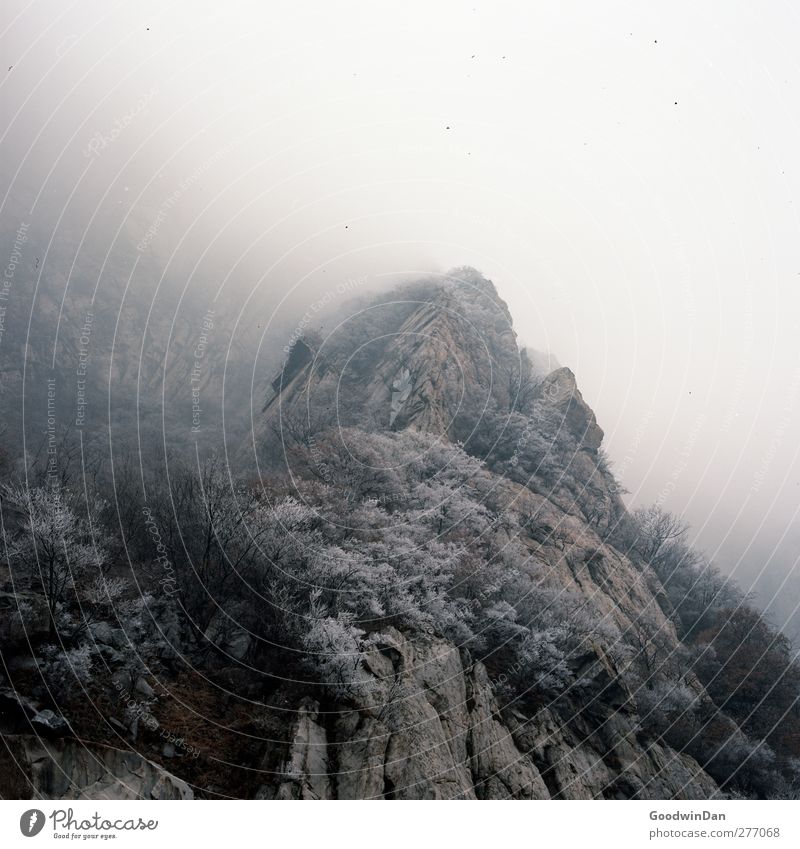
[0,735,192,800]
[255,269,722,800]
[264,271,520,437]
[262,629,716,800]
[255,484,717,799]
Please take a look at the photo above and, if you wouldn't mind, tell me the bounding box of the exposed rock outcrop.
[0,736,193,800]
[264,628,717,800]
[533,366,604,453]
[262,270,522,440]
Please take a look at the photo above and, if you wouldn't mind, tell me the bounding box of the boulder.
[134,677,156,699]
[203,613,252,661]
[89,621,128,650]
[31,709,69,734]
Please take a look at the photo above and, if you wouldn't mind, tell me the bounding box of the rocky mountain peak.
[440,265,511,309]
[533,366,604,452]
[263,269,557,444]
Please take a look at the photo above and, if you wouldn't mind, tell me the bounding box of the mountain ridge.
[249,268,722,798]
[2,267,798,800]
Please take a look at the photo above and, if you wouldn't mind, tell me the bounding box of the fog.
[2,1,799,617]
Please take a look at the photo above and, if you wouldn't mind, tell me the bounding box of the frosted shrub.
[301,615,371,701]
[636,679,699,740]
[40,642,94,701]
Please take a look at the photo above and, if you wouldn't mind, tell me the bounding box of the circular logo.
[19,810,45,837]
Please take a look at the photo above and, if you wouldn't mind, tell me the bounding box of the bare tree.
[632,505,689,563]
[1,484,110,631]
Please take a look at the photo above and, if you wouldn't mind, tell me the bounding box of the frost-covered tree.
[631,505,689,563]
[1,484,109,630]
[144,456,278,633]
[39,642,94,701]
[301,614,371,701]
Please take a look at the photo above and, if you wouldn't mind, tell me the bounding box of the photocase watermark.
[20,806,159,836]
[306,433,335,487]
[282,274,370,354]
[141,506,178,596]
[136,142,237,253]
[45,376,60,495]
[112,679,200,758]
[372,489,419,508]
[75,310,93,427]
[3,221,28,284]
[0,221,29,347]
[190,308,214,434]
[82,87,158,159]
[491,647,538,693]
[19,809,45,837]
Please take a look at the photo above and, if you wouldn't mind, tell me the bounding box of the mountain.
[252,270,713,798]
[1,268,798,800]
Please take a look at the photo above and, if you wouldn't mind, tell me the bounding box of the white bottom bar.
[1,800,797,848]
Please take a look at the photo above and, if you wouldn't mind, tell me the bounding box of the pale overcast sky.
[2,1,799,594]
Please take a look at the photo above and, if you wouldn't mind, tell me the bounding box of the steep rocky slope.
[263,272,519,436]
[253,269,722,799]
[261,628,716,800]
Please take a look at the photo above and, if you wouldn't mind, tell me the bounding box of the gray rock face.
[0,735,193,800]
[89,622,128,650]
[533,366,604,453]
[266,629,718,800]
[261,272,522,441]
[134,678,156,699]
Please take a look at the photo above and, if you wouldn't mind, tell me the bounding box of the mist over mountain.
[2,0,800,807]
[3,1,800,631]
